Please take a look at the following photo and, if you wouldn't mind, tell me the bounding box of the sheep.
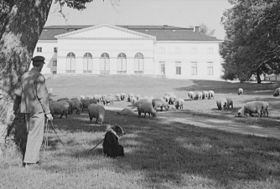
[130,96,138,105]
[137,101,157,118]
[224,98,233,110]
[88,103,106,124]
[80,97,91,111]
[193,91,202,100]
[133,98,150,108]
[202,91,209,100]
[216,99,226,110]
[152,98,169,111]
[238,88,244,95]
[168,95,177,105]
[50,100,70,118]
[101,95,114,106]
[187,91,195,100]
[175,98,184,110]
[120,93,127,101]
[57,98,73,114]
[103,125,125,158]
[162,95,170,103]
[208,90,215,99]
[237,101,269,117]
[70,98,82,114]
[273,87,280,97]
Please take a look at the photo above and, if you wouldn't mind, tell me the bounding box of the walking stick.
[48,120,65,146]
[44,119,65,148]
[87,138,103,153]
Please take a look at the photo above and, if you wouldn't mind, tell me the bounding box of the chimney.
[193,26,200,32]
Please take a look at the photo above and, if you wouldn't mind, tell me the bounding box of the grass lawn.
[1,75,280,189]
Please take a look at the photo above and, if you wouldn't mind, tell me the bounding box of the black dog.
[103,125,125,158]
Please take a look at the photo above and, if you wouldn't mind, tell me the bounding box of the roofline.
[55,24,156,40]
[156,40,223,43]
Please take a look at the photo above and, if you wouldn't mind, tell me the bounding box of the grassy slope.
[1,75,280,189]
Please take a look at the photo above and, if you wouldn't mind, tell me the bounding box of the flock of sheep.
[49,87,280,124]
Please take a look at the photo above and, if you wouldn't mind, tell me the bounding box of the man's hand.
[46,113,53,121]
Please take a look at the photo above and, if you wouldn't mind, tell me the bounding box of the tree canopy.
[220,0,280,83]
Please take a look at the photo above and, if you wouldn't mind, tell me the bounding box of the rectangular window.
[37,47,42,53]
[54,47,57,53]
[159,61,165,75]
[176,61,181,75]
[207,62,214,75]
[191,62,198,75]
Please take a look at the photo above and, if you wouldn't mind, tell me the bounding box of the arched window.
[66,52,76,73]
[83,52,93,73]
[117,53,127,73]
[100,53,110,74]
[134,52,144,74]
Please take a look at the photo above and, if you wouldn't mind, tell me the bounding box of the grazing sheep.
[152,98,169,111]
[168,95,176,105]
[101,95,114,106]
[202,91,209,100]
[216,99,226,110]
[208,90,215,99]
[237,101,269,117]
[224,98,233,110]
[175,98,184,110]
[50,101,70,118]
[162,95,170,103]
[70,98,82,114]
[88,104,105,124]
[103,125,125,158]
[187,91,195,100]
[193,91,202,100]
[273,88,280,97]
[133,98,150,108]
[238,88,244,95]
[120,93,127,101]
[137,101,157,118]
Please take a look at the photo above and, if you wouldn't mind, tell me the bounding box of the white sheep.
[208,90,215,99]
[175,98,184,110]
[137,101,157,118]
[237,101,269,117]
[187,91,195,100]
[238,88,244,95]
[202,91,209,100]
[88,103,105,124]
[273,88,280,97]
[216,99,226,110]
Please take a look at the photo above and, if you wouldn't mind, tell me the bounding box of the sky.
[46,0,232,39]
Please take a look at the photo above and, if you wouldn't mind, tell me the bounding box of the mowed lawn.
[1,75,280,189]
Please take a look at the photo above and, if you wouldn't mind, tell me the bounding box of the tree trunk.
[0,1,52,160]
[256,70,262,84]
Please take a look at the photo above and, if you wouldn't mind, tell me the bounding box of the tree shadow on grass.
[42,109,280,187]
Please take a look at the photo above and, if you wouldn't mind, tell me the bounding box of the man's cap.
[32,56,45,66]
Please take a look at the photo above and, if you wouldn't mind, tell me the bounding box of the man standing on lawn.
[15,55,53,168]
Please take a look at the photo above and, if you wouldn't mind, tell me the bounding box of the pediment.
[55,24,156,40]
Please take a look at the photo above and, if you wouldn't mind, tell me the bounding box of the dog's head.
[111,125,125,137]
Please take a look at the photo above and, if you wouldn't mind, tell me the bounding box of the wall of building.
[34,36,224,80]
[56,39,155,75]
[32,40,57,74]
[155,41,223,80]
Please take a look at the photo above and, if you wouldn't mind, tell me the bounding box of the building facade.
[34,24,223,80]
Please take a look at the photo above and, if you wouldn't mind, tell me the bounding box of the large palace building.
[35,24,223,80]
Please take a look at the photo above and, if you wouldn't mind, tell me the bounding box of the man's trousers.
[23,112,45,164]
